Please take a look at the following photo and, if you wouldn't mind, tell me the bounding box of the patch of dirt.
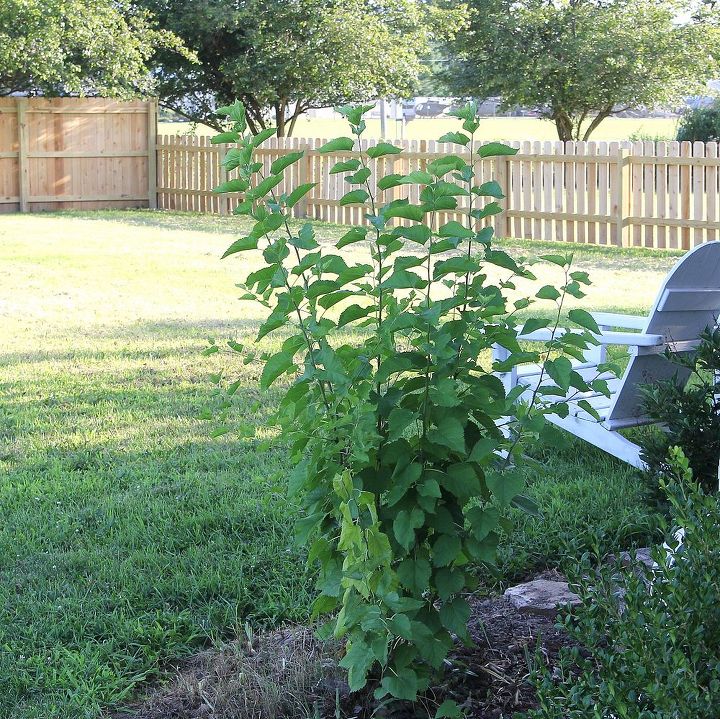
[112,572,578,719]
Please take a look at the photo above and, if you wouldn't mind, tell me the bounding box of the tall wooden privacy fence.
[158,135,720,249]
[0,97,156,213]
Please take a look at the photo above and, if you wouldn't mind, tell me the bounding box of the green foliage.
[213,100,603,703]
[526,446,720,719]
[677,100,720,142]
[140,0,462,135]
[0,0,186,97]
[447,0,720,141]
[639,327,720,493]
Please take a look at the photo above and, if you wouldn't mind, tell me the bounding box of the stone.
[606,547,656,570]
[504,579,581,617]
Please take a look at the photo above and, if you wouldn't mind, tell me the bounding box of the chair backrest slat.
[606,241,720,426]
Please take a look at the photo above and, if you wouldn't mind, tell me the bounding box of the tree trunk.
[553,110,574,142]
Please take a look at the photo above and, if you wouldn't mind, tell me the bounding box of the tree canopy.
[447,0,720,141]
[0,0,185,97]
[142,0,459,135]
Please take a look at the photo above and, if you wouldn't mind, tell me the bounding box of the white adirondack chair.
[494,241,720,469]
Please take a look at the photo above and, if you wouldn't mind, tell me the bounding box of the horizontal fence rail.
[158,135,718,249]
[0,97,155,213]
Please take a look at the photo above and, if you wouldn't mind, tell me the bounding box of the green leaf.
[339,189,369,206]
[386,462,422,506]
[330,159,361,174]
[439,596,471,637]
[536,285,561,301]
[377,667,418,701]
[432,534,461,567]
[435,567,464,601]
[260,352,294,390]
[399,170,434,185]
[337,226,369,249]
[486,471,525,507]
[478,142,518,158]
[427,416,465,454]
[380,269,427,290]
[435,699,463,718]
[378,173,403,190]
[568,308,600,333]
[222,236,257,258]
[473,180,505,199]
[367,142,402,158]
[271,150,304,175]
[210,131,239,144]
[397,556,431,595]
[393,225,431,245]
[438,131,471,146]
[338,304,374,327]
[246,174,283,200]
[217,100,246,126]
[384,204,425,222]
[438,220,474,239]
[521,318,551,335]
[393,508,424,551]
[466,506,500,541]
[339,638,376,691]
[427,155,467,177]
[251,127,277,147]
[510,494,541,517]
[345,168,371,184]
[213,178,249,194]
[545,356,573,391]
[540,253,571,267]
[284,182,315,208]
[318,137,355,153]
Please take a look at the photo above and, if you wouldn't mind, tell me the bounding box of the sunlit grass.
[0,210,670,717]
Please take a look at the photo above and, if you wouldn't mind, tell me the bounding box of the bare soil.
[111,572,577,719]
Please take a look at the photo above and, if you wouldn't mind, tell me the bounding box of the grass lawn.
[159,116,679,143]
[0,210,675,718]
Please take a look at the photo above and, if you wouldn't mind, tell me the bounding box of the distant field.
[158,116,679,143]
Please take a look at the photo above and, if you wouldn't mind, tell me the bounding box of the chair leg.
[546,413,647,470]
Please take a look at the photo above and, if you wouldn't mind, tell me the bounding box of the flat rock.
[504,579,581,617]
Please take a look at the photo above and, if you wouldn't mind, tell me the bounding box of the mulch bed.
[111,572,577,719]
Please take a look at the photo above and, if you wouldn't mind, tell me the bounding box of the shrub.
[210,100,603,709]
[676,101,720,142]
[526,446,720,719]
[639,327,720,492]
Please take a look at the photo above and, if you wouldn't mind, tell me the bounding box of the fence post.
[147,100,158,210]
[613,148,630,247]
[16,98,29,212]
[495,152,510,239]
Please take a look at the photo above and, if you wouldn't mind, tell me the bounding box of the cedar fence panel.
[156,135,720,249]
[0,97,155,213]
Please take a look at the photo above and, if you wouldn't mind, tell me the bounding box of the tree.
[447,0,720,141]
[0,0,185,97]
[141,0,460,135]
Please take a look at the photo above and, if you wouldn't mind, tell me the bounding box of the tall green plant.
[211,101,604,708]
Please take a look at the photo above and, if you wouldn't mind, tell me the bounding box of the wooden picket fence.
[157,135,720,249]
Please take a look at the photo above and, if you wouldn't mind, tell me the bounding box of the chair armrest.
[517,326,663,347]
[591,311,647,330]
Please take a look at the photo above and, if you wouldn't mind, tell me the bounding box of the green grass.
[159,116,679,143]
[0,210,673,718]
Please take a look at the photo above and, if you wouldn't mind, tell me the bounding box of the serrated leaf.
[270,150,303,175]
[435,699,463,718]
[536,285,561,301]
[427,416,465,453]
[486,471,525,507]
[338,304,374,327]
[214,178,248,194]
[284,182,315,208]
[330,158,361,174]
[210,131,239,144]
[367,142,402,158]
[439,596,471,637]
[222,236,257,258]
[545,356,573,391]
[432,534,462,567]
[260,352,294,390]
[251,127,277,147]
[478,142,518,158]
[318,137,354,153]
[473,180,505,199]
[345,167,371,184]
[438,131,471,146]
[568,308,600,333]
[438,220,474,239]
[246,174,283,200]
[397,556,431,595]
[384,204,425,222]
[339,189,369,206]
